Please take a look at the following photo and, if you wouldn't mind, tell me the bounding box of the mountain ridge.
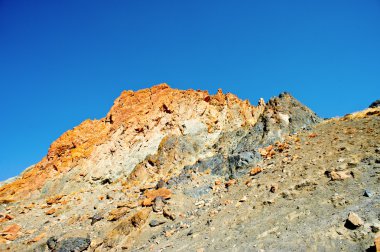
[0,83,266,203]
[1,84,379,251]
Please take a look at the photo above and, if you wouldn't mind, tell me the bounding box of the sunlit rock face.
[0,83,269,202]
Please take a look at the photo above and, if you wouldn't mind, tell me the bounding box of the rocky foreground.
[0,84,379,251]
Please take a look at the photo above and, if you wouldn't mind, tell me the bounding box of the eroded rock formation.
[6,84,369,251]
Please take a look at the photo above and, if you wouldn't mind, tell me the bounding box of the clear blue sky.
[0,0,379,181]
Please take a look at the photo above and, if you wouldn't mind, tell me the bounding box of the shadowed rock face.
[369,99,380,108]
[167,92,322,181]
[233,92,322,153]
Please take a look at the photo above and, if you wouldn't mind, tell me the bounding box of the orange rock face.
[27,232,46,244]
[0,213,14,223]
[108,207,130,221]
[249,167,262,176]
[46,194,64,205]
[375,232,380,252]
[142,188,172,206]
[45,208,57,215]
[0,224,21,241]
[0,83,264,203]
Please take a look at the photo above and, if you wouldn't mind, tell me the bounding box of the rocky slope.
[0,84,379,251]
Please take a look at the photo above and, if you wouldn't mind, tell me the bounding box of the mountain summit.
[0,83,266,202]
[1,84,379,251]
[0,84,318,203]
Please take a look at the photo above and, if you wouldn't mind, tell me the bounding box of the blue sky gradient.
[0,0,379,180]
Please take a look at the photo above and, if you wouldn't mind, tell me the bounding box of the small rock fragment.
[149,219,166,227]
[47,236,58,250]
[0,213,14,223]
[326,170,351,181]
[250,167,262,176]
[214,180,222,186]
[90,213,104,225]
[107,207,129,221]
[131,208,151,227]
[46,195,64,205]
[364,190,373,197]
[165,229,176,237]
[156,179,166,189]
[225,179,236,188]
[270,184,278,193]
[345,212,364,229]
[337,158,345,163]
[152,196,165,213]
[163,206,176,221]
[371,223,380,233]
[117,201,138,209]
[239,196,248,202]
[143,188,172,206]
[27,232,46,244]
[45,208,57,215]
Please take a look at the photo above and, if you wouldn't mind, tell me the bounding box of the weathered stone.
[107,207,129,221]
[47,236,58,250]
[250,167,263,176]
[149,219,166,227]
[56,237,91,252]
[182,155,226,176]
[45,208,57,215]
[90,213,104,225]
[0,213,14,223]
[131,208,151,228]
[327,171,351,181]
[225,179,236,188]
[27,232,46,244]
[239,196,248,202]
[105,208,151,248]
[364,190,373,197]
[270,184,279,193]
[0,224,21,241]
[345,212,364,229]
[117,201,139,209]
[163,206,176,220]
[228,152,258,177]
[372,223,380,233]
[46,194,64,205]
[156,179,166,189]
[152,196,165,213]
[142,188,172,206]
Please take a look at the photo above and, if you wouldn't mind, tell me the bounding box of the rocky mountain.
[0,84,379,251]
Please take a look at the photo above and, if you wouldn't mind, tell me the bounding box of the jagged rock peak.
[0,84,266,203]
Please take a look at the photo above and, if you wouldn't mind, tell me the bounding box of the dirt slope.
[130,108,380,251]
